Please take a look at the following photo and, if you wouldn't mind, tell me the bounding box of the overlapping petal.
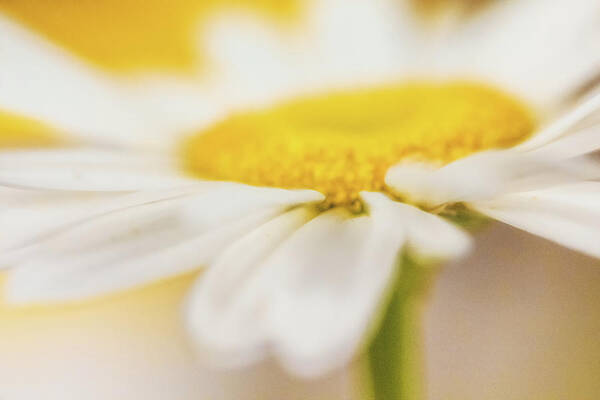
[4,184,323,302]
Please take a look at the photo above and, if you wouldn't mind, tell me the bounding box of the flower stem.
[366,255,438,400]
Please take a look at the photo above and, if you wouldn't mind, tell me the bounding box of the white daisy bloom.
[0,0,599,380]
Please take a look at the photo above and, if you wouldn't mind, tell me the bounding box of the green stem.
[366,255,438,400]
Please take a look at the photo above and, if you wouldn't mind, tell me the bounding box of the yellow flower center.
[182,82,535,209]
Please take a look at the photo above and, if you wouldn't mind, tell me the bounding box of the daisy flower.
[0,0,599,384]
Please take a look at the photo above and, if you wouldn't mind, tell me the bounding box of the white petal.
[0,148,191,191]
[0,191,124,254]
[0,186,218,264]
[186,207,318,369]
[204,0,420,111]
[262,208,404,377]
[385,152,529,206]
[5,185,323,302]
[0,185,220,259]
[2,184,321,259]
[472,182,600,258]
[6,209,281,303]
[529,126,600,161]
[516,91,600,152]
[361,192,472,260]
[300,0,419,85]
[385,150,600,207]
[188,205,407,377]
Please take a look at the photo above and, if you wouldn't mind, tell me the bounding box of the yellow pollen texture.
[182,82,535,208]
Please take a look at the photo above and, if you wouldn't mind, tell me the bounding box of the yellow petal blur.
[0,110,61,148]
[412,0,494,18]
[0,273,203,399]
[0,0,301,74]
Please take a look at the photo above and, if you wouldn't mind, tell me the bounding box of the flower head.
[0,0,599,379]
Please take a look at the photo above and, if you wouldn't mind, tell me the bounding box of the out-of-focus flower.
[0,0,599,388]
[0,0,300,73]
[0,272,362,400]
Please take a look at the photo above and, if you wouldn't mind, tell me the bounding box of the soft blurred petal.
[188,206,404,377]
[0,273,361,400]
[473,183,600,258]
[431,0,600,109]
[0,274,202,399]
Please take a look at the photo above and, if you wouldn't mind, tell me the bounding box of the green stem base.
[366,255,438,400]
